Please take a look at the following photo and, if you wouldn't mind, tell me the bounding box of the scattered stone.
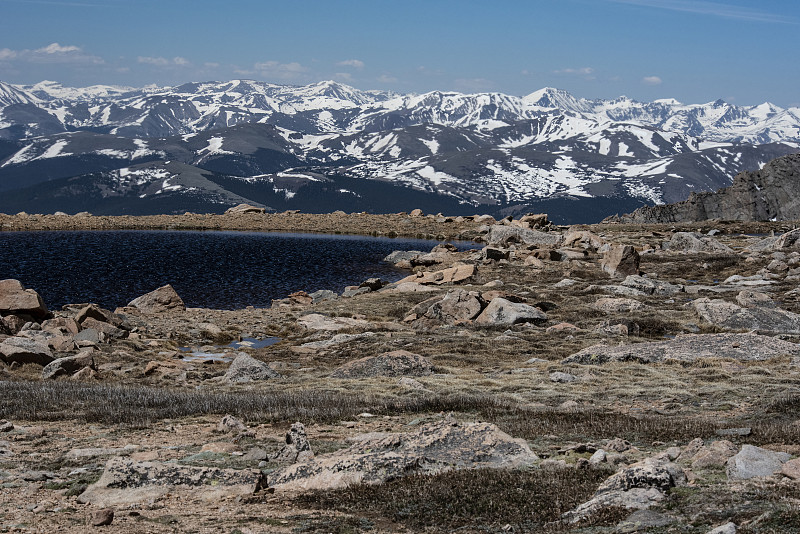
[274,422,314,464]
[217,415,253,437]
[297,332,376,350]
[411,289,484,327]
[549,371,576,383]
[621,275,683,296]
[268,419,538,491]
[77,457,266,507]
[308,289,338,304]
[563,333,800,365]
[127,285,185,313]
[592,297,645,314]
[600,245,640,278]
[383,250,424,265]
[736,290,775,308]
[224,353,281,383]
[0,279,49,320]
[715,427,752,437]
[616,509,678,533]
[330,350,433,378]
[483,225,564,248]
[779,457,800,480]
[0,420,13,432]
[91,508,114,527]
[563,457,686,523]
[588,449,606,465]
[546,322,580,334]
[474,298,546,326]
[398,263,476,285]
[707,522,737,534]
[726,444,791,480]
[663,232,733,254]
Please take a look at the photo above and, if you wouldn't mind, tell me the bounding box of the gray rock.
[563,457,686,523]
[748,228,800,252]
[225,203,266,214]
[619,154,800,224]
[736,290,776,308]
[600,245,640,278]
[563,333,800,365]
[308,290,338,304]
[592,297,645,314]
[268,419,538,491]
[662,232,733,254]
[383,250,424,264]
[483,225,564,248]
[77,457,266,507]
[621,275,683,296]
[0,279,49,320]
[692,297,800,334]
[41,350,95,379]
[549,371,577,383]
[341,286,370,298]
[413,289,485,327]
[74,328,100,344]
[707,522,737,534]
[0,336,54,366]
[474,298,546,326]
[273,422,314,464]
[297,313,371,331]
[726,444,791,480]
[224,353,281,383]
[127,284,185,313]
[616,509,678,533]
[330,350,433,379]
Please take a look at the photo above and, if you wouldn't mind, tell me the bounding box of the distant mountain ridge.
[0,79,798,222]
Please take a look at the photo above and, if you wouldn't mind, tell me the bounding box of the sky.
[0,0,798,107]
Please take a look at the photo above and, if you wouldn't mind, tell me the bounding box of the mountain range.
[1,79,798,223]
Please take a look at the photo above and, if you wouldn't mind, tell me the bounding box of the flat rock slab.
[78,457,265,507]
[297,313,371,331]
[330,350,433,378]
[693,298,800,334]
[563,333,800,365]
[474,297,546,326]
[0,337,54,366]
[268,419,538,492]
[0,279,48,319]
[127,284,185,313]
[726,444,791,480]
[397,264,476,285]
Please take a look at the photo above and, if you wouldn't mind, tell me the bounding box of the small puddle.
[179,337,280,362]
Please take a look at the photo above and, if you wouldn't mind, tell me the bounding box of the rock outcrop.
[127,284,185,313]
[330,350,433,378]
[0,279,49,320]
[617,153,800,223]
[267,419,538,492]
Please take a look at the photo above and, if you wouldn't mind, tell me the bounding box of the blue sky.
[0,0,798,106]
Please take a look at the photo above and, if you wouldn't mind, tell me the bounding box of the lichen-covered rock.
[411,289,485,327]
[127,284,185,313]
[77,457,266,507]
[41,350,95,379]
[273,422,314,464]
[662,232,733,254]
[330,350,433,378]
[474,298,546,326]
[483,225,564,248]
[563,457,686,523]
[693,297,800,334]
[224,353,281,383]
[267,419,538,492]
[563,333,800,365]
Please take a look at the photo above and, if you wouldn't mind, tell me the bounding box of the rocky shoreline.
[2,211,800,532]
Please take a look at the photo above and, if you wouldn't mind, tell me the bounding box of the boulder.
[726,444,791,480]
[563,333,800,365]
[224,353,281,383]
[77,457,266,507]
[748,228,800,252]
[397,264,476,286]
[474,298,546,326]
[0,279,48,320]
[383,250,424,265]
[0,337,54,366]
[600,245,640,278]
[41,350,95,380]
[592,297,645,314]
[620,275,683,296]
[692,297,800,334]
[411,289,484,327]
[308,289,338,304]
[127,285,185,313]
[563,230,605,251]
[225,203,266,214]
[268,419,538,492]
[330,350,433,378]
[483,225,564,248]
[663,232,733,254]
[273,422,315,464]
[690,440,739,469]
[563,457,686,523]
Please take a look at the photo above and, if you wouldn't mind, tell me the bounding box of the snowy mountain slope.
[0,78,799,221]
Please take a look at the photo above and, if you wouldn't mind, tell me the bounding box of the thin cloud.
[0,43,103,64]
[378,74,398,83]
[555,67,594,75]
[337,59,364,69]
[253,60,310,82]
[137,56,190,67]
[609,0,796,24]
[643,75,663,85]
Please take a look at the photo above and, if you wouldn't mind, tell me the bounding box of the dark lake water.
[0,230,473,310]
